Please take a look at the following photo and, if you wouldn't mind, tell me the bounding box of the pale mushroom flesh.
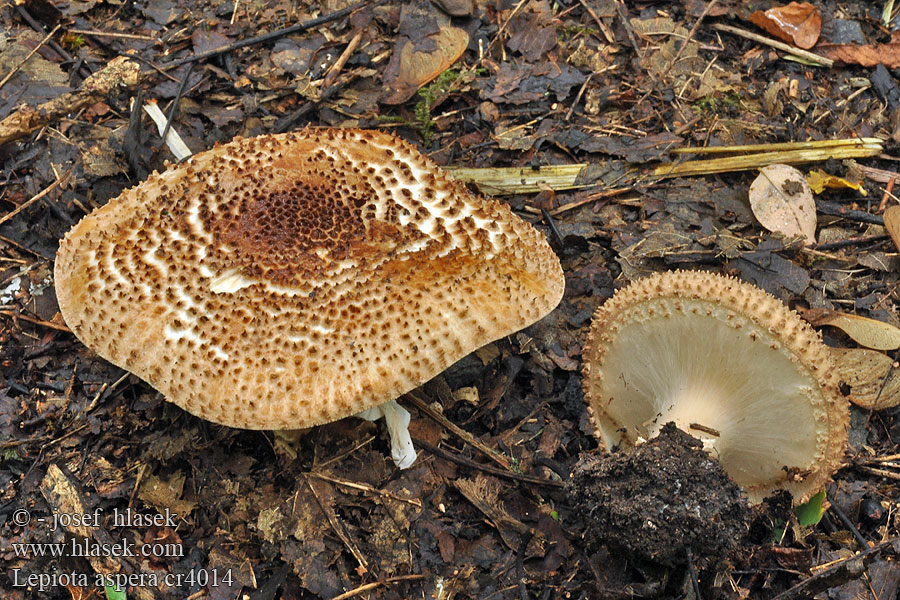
[582,271,848,504]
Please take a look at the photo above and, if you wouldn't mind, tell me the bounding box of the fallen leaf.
[138,470,197,516]
[507,12,557,62]
[748,2,821,49]
[749,164,816,243]
[804,308,900,351]
[381,25,469,105]
[817,32,900,67]
[884,205,900,253]
[832,348,900,410]
[807,169,866,196]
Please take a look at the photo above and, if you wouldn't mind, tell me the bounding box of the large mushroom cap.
[55,129,564,431]
[582,270,848,504]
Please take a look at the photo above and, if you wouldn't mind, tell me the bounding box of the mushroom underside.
[593,302,823,494]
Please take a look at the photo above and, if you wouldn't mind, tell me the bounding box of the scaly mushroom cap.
[582,271,848,504]
[55,129,564,430]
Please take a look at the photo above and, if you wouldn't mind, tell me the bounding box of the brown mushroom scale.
[55,129,564,466]
[582,271,848,504]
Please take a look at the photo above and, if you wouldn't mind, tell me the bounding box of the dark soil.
[568,424,750,571]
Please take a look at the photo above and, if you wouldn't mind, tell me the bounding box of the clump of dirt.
[567,423,751,567]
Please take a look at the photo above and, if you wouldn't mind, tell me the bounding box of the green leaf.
[105,585,127,600]
[795,490,827,527]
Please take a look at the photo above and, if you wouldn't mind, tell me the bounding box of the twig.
[817,199,884,226]
[306,472,422,507]
[861,453,900,462]
[828,503,870,549]
[612,0,642,57]
[0,436,52,449]
[79,372,130,418]
[577,0,615,44]
[413,438,565,488]
[159,62,194,157]
[654,140,883,177]
[164,0,385,69]
[323,27,365,90]
[67,29,156,41]
[857,465,900,481]
[14,5,89,79]
[0,24,62,92]
[329,574,425,600]
[711,23,833,68]
[0,309,71,332]
[405,391,512,470]
[813,234,890,252]
[565,72,593,121]
[770,539,899,600]
[0,169,73,226]
[0,57,139,146]
[669,139,879,154]
[305,476,369,574]
[685,546,702,600]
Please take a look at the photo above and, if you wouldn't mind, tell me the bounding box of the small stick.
[323,27,364,90]
[0,24,62,92]
[164,0,384,69]
[711,23,833,68]
[578,0,616,44]
[861,453,900,462]
[305,475,369,573]
[0,169,72,227]
[330,575,425,600]
[612,0,642,57]
[0,309,71,332]
[857,465,900,481]
[67,29,155,41]
[565,72,592,121]
[685,546,702,600]
[0,56,139,146]
[306,472,422,507]
[813,234,890,252]
[879,176,895,211]
[829,503,870,549]
[413,437,565,488]
[405,391,512,471]
[159,62,195,157]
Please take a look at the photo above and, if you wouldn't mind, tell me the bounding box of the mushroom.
[581,270,848,504]
[55,129,564,468]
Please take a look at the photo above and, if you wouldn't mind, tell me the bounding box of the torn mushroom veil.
[55,129,565,468]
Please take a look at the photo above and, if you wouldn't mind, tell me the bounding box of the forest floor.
[1,0,899,599]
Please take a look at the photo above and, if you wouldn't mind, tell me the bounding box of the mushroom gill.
[54,128,565,468]
[581,270,848,504]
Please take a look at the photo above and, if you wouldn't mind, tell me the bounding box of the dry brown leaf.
[817,32,900,67]
[138,470,197,516]
[832,348,900,410]
[749,164,816,243]
[884,205,900,253]
[748,2,821,50]
[804,308,900,351]
[380,25,469,105]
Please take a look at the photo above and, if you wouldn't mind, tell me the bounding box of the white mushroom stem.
[356,399,417,469]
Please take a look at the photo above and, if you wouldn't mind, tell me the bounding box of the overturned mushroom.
[582,270,848,504]
[55,129,564,468]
